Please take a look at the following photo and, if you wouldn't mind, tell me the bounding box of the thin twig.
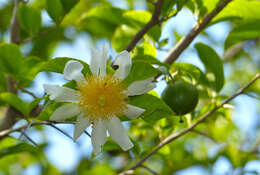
[48,123,74,141]
[141,165,158,175]
[19,27,57,43]
[119,73,260,175]
[164,0,233,64]
[125,0,165,52]
[19,86,37,99]
[0,121,76,139]
[20,130,39,146]
[84,130,91,137]
[243,93,260,101]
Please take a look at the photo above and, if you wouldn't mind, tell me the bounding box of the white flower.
[44,45,156,155]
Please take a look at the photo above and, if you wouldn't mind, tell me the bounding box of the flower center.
[77,74,128,121]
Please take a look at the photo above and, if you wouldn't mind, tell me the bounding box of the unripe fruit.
[161,80,199,115]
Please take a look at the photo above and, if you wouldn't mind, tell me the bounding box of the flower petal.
[73,113,90,141]
[64,60,84,82]
[50,104,80,121]
[113,50,132,80]
[125,104,145,120]
[106,116,133,151]
[91,120,107,155]
[90,45,107,77]
[127,78,156,96]
[44,84,78,102]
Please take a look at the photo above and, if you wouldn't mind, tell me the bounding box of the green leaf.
[38,101,61,121]
[0,43,23,75]
[79,5,125,38]
[132,42,163,65]
[19,56,44,87]
[122,10,161,41]
[46,0,64,24]
[18,4,41,35]
[130,94,174,123]
[123,62,159,85]
[132,55,163,65]
[195,43,224,92]
[211,0,260,24]
[133,42,156,57]
[0,142,39,158]
[0,92,28,116]
[171,62,209,85]
[162,0,177,16]
[112,25,136,52]
[41,57,91,75]
[60,0,79,14]
[225,20,260,49]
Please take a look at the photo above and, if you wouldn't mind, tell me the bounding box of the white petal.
[90,45,107,77]
[64,60,84,82]
[106,116,133,151]
[127,78,156,96]
[44,84,78,102]
[125,104,145,120]
[113,50,132,80]
[91,120,107,155]
[50,104,80,121]
[73,113,90,141]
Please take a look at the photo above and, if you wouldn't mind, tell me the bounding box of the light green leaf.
[123,62,159,85]
[112,25,137,52]
[0,43,23,75]
[225,20,260,49]
[130,94,174,123]
[0,142,39,158]
[18,4,41,35]
[195,43,224,92]
[210,0,260,24]
[41,57,91,75]
[46,0,64,24]
[122,10,161,41]
[79,5,125,38]
[0,92,28,116]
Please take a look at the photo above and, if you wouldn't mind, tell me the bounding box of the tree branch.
[119,73,260,175]
[125,0,165,52]
[19,27,57,43]
[164,0,233,64]
[0,0,23,131]
[0,121,76,139]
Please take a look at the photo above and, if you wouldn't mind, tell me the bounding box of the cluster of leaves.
[0,0,259,174]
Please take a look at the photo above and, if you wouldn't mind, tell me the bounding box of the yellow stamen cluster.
[77,74,128,121]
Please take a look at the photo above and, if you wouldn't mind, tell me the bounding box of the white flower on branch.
[44,45,156,155]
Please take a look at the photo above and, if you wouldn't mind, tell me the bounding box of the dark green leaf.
[46,0,64,24]
[18,4,41,35]
[195,43,224,92]
[123,62,159,85]
[171,62,209,85]
[130,94,174,123]
[60,0,79,14]
[0,43,23,75]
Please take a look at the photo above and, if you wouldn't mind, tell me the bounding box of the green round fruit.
[161,80,199,115]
